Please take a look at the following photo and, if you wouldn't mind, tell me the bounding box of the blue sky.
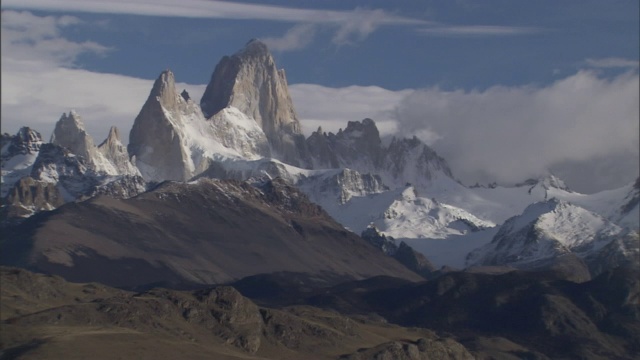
[1,0,638,192]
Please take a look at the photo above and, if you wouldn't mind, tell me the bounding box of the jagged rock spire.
[98,126,140,176]
[200,39,310,167]
[50,111,97,161]
[128,70,197,181]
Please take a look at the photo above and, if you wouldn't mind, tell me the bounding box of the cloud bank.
[2,10,637,193]
[390,71,639,192]
[2,0,425,52]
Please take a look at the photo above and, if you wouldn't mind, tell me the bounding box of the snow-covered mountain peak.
[1,127,42,159]
[1,127,45,198]
[467,197,625,271]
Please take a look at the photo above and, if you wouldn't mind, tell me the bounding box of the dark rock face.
[394,242,437,278]
[361,225,399,256]
[201,39,311,168]
[361,225,436,278]
[306,119,453,187]
[3,177,64,219]
[307,118,383,170]
[1,127,42,159]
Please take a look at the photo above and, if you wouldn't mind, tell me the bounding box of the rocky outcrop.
[340,338,474,360]
[361,225,436,278]
[97,126,141,176]
[380,136,453,188]
[50,111,98,163]
[307,118,382,170]
[201,39,310,167]
[128,71,195,181]
[2,177,64,219]
[1,127,44,198]
[361,224,399,256]
[51,112,139,176]
[83,175,149,200]
[1,127,43,160]
[394,242,437,278]
[29,143,99,199]
[299,168,388,205]
[306,119,453,188]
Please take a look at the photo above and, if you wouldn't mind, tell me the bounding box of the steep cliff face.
[50,111,98,163]
[306,118,453,188]
[97,126,141,176]
[201,39,310,167]
[51,112,139,176]
[128,69,272,182]
[128,70,200,181]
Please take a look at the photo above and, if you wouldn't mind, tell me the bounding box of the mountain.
[361,224,437,278]
[51,111,140,176]
[466,198,638,277]
[201,39,311,168]
[2,39,637,279]
[306,119,452,189]
[1,178,422,289]
[294,268,640,360]
[97,126,141,176]
[1,115,147,222]
[1,127,43,198]
[128,70,215,181]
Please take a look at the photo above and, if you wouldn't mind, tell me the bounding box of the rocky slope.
[1,266,474,360]
[1,178,422,289]
[255,267,639,360]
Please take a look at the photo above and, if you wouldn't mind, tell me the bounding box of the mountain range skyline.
[1,0,638,192]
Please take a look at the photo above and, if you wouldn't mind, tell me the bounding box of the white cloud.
[418,25,542,37]
[1,11,109,69]
[2,1,426,52]
[585,57,639,69]
[290,84,412,136]
[2,11,636,193]
[263,24,317,52]
[391,70,639,191]
[331,8,393,45]
[1,0,422,25]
